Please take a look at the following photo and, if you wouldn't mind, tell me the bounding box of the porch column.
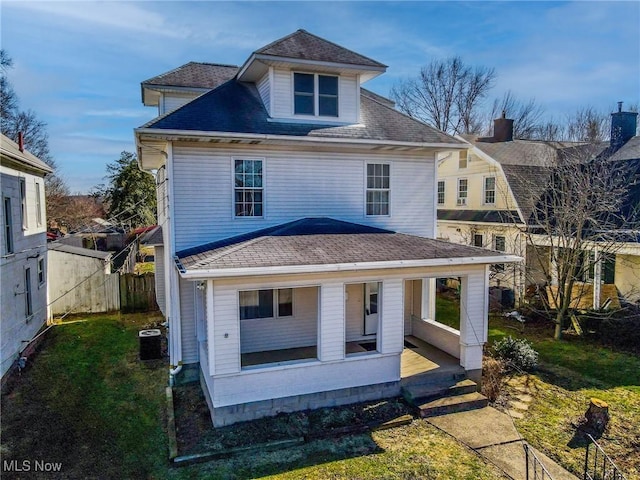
[421,278,436,321]
[458,269,488,383]
[380,279,404,355]
[318,282,345,362]
[592,248,602,310]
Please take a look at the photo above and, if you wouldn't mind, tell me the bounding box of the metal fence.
[584,434,627,480]
[524,442,555,480]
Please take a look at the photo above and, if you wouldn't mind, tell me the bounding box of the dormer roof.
[237,29,387,83]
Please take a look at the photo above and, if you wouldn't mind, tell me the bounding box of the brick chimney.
[18,132,24,152]
[610,101,638,153]
[477,111,514,143]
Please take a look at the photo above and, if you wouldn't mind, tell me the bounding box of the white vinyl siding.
[240,287,317,353]
[179,277,198,364]
[172,145,435,251]
[155,246,166,315]
[256,72,271,115]
[161,92,200,115]
[271,68,359,123]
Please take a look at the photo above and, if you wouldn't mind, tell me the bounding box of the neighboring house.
[0,133,52,379]
[140,225,165,315]
[437,108,639,307]
[47,242,119,316]
[135,30,518,426]
[57,218,125,252]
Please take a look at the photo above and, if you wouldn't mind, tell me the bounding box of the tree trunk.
[584,398,609,435]
[554,311,564,340]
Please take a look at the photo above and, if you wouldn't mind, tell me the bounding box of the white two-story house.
[135,30,518,426]
[1,133,52,380]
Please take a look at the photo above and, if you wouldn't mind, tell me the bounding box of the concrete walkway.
[426,406,579,480]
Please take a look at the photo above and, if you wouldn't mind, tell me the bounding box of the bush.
[580,314,640,354]
[482,356,506,402]
[493,336,538,372]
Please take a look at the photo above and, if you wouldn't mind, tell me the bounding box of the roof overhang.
[237,53,386,83]
[141,83,210,107]
[175,254,522,280]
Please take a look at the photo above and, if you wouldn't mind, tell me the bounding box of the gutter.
[175,254,522,279]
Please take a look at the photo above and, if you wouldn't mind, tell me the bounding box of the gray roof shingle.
[608,136,640,162]
[1,133,53,174]
[142,62,239,89]
[142,80,460,145]
[254,29,386,68]
[48,242,112,260]
[176,218,506,272]
[140,226,163,246]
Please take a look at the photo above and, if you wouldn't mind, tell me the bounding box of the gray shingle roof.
[141,80,460,145]
[176,218,505,272]
[140,226,163,246]
[254,29,386,68]
[608,136,640,162]
[142,62,239,89]
[1,133,53,174]
[48,242,112,260]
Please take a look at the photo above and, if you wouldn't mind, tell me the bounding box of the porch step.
[402,378,478,405]
[400,367,466,387]
[417,392,489,417]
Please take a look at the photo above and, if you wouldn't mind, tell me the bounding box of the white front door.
[364,282,380,335]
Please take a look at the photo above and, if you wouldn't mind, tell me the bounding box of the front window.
[234,159,263,217]
[239,288,294,320]
[293,73,339,117]
[457,178,468,206]
[484,176,496,204]
[19,178,27,229]
[437,180,445,205]
[3,197,13,254]
[366,163,390,216]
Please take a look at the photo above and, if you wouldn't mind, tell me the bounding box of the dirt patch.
[173,383,412,457]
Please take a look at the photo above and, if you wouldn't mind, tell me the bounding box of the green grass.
[488,316,640,479]
[434,293,460,330]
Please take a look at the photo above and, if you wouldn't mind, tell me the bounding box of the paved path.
[426,406,579,480]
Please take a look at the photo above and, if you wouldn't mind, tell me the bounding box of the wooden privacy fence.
[119,273,159,313]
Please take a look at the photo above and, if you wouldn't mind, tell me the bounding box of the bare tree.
[519,144,639,339]
[487,91,546,139]
[563,106,610,142]
[391,57,496,135]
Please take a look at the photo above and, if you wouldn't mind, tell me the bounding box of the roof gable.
[142,62,239,89]
[0,133,53,174]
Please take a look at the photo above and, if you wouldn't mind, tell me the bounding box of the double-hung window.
[493,235,506,272]
[3,197,13,254]
[239,288,293,320]
[234,159,263,217]
[35,182,43,227]
[457,178,468,206]
[293,73,338,117]
[25,267,33,318]
[19,178,27,230]
[473,234,484,247]
[38,257,45,286]
[458,151,468,169]
[437,180,445,205]
[366,163,390,216]
[484,176,496,204]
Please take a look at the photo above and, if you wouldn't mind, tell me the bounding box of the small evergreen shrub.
[493,336,539,372]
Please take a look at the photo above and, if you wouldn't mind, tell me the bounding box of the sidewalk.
[426,406,578,480]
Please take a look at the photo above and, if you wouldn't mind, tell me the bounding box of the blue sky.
[2,1,639,193]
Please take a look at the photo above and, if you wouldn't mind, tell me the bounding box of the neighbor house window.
[19,178,27,229]
[457,178,468,206]
[293,73,339,117]
[484,176,496,204]
[458,151,468,169]
[239,288,293,320]
[234,159,263,217]
[35,182,42,227]
[437,180,445,205]
[493,235,506,272]
[3,197,13,254]
[366,163,390,216]
[38,257,45,286]
[473,234,484,247]
[25,267,33,318]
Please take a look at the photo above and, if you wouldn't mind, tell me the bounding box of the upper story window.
[35,182,43,227]
[234,159,263,217]
[38,257,45,286]
[493,235,506,272]
[458,151,468,169]
[293,73,338,117]
[19,178,27,230]
[3,197,13,254]
[457,178,468,206]
[366,163,390,216]
[484,176,496,204]
[437,180,445,205]
[25,267,33,318]
[473,233,484,247]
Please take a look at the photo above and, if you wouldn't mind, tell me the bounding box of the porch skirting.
[200,373,401,427]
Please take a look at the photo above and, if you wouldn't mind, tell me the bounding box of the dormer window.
[293,73,338,117]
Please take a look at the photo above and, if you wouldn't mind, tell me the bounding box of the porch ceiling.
[175,218,521,277]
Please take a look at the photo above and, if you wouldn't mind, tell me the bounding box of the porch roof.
[175,218,520,278]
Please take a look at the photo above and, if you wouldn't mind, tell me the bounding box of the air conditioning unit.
[457,198,467,206]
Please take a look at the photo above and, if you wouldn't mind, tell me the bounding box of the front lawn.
[488,315,640,479]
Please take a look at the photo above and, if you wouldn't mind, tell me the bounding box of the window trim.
[38,257,46,287]
[292,72,339,118]
[483,176,496,205]
[457,178,468,206]
[3,196,13,254]
[232,157,265,219]
[473,233,484,248]
[437,180,445,205]
[35,181,43,227]
[365,162,391,217]
[458,150,468,170]
[19,178,27,230]
[238,288,294,320]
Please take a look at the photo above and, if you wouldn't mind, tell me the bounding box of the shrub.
[493,336,538,372]
[482,356,506,402]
